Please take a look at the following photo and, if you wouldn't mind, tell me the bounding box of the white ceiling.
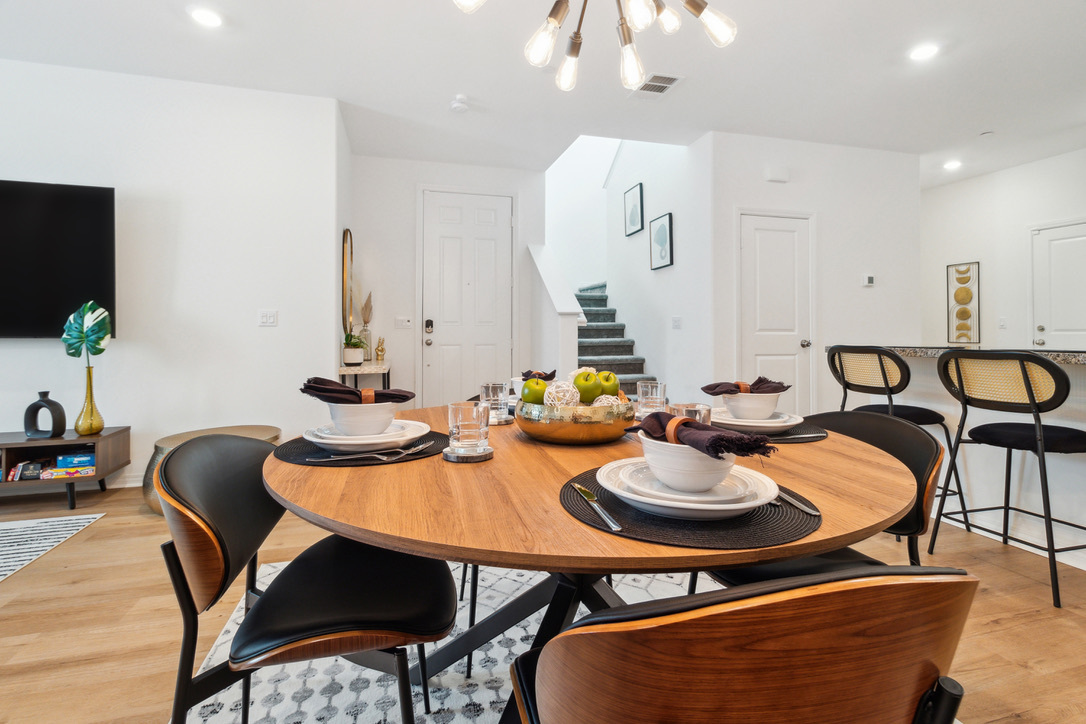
[2,0,1085,187]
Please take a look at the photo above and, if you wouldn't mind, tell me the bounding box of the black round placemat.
[766,422,828,443]
[560,468,821,549]
[274,431,448,467]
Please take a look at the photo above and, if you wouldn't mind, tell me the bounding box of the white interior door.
[739,214,813,415]
[421,191,513,407]
[1032,221,1086,349]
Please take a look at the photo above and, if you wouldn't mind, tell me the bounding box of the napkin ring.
[665,416,694,444]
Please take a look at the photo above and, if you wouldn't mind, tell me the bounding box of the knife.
[776,489,821,516]
[572,483,623,532]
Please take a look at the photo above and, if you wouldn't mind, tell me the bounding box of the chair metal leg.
[417,644,431,714]
[392,647,415,724]
[687,571,698,594]
[465,564,479,677]
[1035,450,1062,608]
[1002,448,1013,545]
[240,672,251,724]
[907,536,921,566]
[459,562,468,601]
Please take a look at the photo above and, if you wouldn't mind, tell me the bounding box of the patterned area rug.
[195,563,720,723]
[0,513,103,582]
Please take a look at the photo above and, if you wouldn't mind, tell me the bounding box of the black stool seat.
[231,535,458,665]
[970,423,1086,454]
[855,403,946,427]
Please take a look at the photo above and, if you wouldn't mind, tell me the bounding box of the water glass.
[668,402,711,424]
[480,382,510,420]
[637,381,667,417]
[448,401,490,453]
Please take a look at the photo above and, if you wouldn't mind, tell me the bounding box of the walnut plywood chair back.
[154,434,283,611]
[515,568,977,724]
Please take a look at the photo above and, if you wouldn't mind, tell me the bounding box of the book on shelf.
[39,466,96,480]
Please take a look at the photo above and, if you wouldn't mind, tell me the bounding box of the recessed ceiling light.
[188,6,223,28]
[943,160,962,171]
[909,43,939,61]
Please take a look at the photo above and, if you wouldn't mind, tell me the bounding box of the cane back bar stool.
[828,345,969,530]
[927,349,1086,607]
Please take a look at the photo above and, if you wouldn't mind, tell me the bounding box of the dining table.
[263,404,916,722]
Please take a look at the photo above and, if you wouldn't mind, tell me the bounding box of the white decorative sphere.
[544,381,582,406]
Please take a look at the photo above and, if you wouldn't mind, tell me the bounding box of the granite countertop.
[886,346,1086,365]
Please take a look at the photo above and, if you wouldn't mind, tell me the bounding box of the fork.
[307,440,434,463]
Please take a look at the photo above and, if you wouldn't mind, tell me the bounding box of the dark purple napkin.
[626,412,775,459]
[521,369,557,381]
[701,376,792,396]
[300,377,415,404]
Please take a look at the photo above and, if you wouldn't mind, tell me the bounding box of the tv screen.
[0,179,116,338]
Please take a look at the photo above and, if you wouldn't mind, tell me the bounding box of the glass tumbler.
[668,402,712,424]
[637,381,667,417]
[480,382,510,420]
[448,401,490,453]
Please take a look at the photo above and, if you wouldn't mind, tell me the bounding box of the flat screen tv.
[0,179,116,338]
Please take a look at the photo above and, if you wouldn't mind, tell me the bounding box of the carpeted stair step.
[578,322,626,339]
[578,282,608,295]
[575,292,609,309]
[577,338,635,356]
[582,307,617,324]
[577,355,646,375]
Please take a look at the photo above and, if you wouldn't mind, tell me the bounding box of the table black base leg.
[66,482,76,509]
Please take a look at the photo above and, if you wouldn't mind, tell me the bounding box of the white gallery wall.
[0,60,342,493]
[350,155,545,402]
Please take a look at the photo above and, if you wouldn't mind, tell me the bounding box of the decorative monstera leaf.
[62,301,112,360]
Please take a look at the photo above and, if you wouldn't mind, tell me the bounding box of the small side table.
[142,424,281,515]
[338,364,391,390]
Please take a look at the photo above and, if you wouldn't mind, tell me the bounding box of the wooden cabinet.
[0,426,131,509]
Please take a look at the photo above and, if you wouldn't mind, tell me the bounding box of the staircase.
[575,283,656,397]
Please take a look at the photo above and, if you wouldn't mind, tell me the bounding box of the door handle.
[800,339,812,348]
[1034,339,1046,346]
[425,339,433,346]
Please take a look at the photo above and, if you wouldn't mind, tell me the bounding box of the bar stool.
[928,349,1086,607]
[827,345,969,531]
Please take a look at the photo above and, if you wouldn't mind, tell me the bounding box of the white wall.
[0,60,341,493]
[350,155,545,401]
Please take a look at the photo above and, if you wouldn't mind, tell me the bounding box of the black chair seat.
[710,547,885,587]
[969,422,1086,454]
[510,646,543,724]
[231,535,457,665]
[855,403,946,427]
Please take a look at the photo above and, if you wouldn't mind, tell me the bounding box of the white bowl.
[328,402,396,436]
[638,431,736,493]
[722,392,780,420]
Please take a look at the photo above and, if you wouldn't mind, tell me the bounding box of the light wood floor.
[1,485,1084,723]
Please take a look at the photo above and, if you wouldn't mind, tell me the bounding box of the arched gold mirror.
[342,228,353,336]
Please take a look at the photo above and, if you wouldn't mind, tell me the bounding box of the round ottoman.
[142,424,281,514]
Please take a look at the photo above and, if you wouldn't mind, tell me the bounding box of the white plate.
[710,409,805,434]
[618,458,755,504]
[596,458,779,520]
[303,420,430,452]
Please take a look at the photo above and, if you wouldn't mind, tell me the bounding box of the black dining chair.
[926,349,1086,607]
[827,345,969,531]
[155,434,458,724]
[511,566,977,724]
[690,411,942,591]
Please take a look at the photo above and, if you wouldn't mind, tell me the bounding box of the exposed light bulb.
[683,0,736,47]
[943,159,962,171]
[187,5,223,28]
[524,0,570,67]
[452,0,489,13]
[655,1,682,34]
[909,43,940,61]
[556,34,582,91]
[627,0,659,32]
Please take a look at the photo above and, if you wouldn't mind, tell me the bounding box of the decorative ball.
[544,381,581,406]
[591,394,622,407]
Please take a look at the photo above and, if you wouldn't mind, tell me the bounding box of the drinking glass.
[668,402,711,424]
[448,401,490,453]
[637,381,667,417]
[480,382,510,420]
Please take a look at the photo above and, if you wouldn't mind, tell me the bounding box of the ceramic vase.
[361,324,373,362]
[24,391,66,438]
[75,366,104,436]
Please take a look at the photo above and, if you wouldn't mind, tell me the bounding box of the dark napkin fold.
[701,376,792,396]
[626,412,776,459]
[300,377,415,404]
[520,369,557,381]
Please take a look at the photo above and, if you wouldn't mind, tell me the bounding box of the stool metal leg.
[937,421,971,531]
[1002,448,1013,545]
[1035,449,1062,608]
[928,424,966,555]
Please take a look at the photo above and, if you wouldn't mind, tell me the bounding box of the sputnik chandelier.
[452,0,737,91]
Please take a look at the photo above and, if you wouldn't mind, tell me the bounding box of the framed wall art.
[947,261,979,344]
[649,212,673,270]
[624,183,643,236]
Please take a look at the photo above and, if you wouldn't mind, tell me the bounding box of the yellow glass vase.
[75,365,104,436]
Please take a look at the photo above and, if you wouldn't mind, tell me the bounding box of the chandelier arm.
[575,0,588,33]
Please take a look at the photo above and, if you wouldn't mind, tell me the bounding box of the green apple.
[573,371,603,404]
[521,378,547,404]
[598,370,620,396]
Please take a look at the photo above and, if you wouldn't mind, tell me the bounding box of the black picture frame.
[649,212,673,270]
[624,183,644,236]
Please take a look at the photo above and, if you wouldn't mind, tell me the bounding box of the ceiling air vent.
[631,74,682,98]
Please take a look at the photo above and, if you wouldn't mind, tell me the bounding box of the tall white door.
[739,214,813,415]
[421,191,513,407]
[1032,221,1086,349]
